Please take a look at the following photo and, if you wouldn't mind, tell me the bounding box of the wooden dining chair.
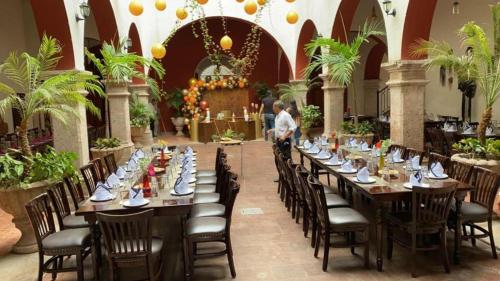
[25,194,92,281]
[292,164,307,224]
[427,152,451,173]
[103,153,118,174]
[184,178,241,279]
[454,167,500,259]
[47,182,88,229]
[91,158,107,181]
[64,176,86,210]
[387,185,456,278]
[404,148,425,165]
[97,209,164,281]
[197,146,224,177]
[285,159,300,219]
[443,132,459,156]
[426,128,447,155]
[80,163,100,195]
[274,145,286,202]
[448,161,474,184]
[193,159,230,204]
[308,176,370,271]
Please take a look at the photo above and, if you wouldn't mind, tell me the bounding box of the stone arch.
[364,39,387,80]
[295,20,317,79]
[401,0,438,59]
[89,0,119,43]
[331,0,360,42]
[128,23,145,84]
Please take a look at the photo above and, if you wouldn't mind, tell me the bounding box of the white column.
[320,74,345,137]
[129,84,154,146]
[382,60,429,150]
[105,81,134,146]
[289,79,308,109]
[363,79,380,117]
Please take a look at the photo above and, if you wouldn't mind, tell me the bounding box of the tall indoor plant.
[129,94,156,144]
[277,82,308,108]
[413,4,500,144]
[305,21,384,124]
[300,105,322,139]
[165,88,186,136]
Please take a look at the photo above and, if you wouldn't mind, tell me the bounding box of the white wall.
[425,0,499,122]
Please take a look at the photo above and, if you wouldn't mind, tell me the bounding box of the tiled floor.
[1,139,500,281]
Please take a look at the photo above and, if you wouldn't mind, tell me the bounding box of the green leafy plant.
[341,121,356,134]
[452,138,500,159]
[413,4,500,144]
[94,137,121,149]
[85,39,165,100]
[277,83,308,106]
[28,147,77,183]
[0,154,24,188]
[341,121,374,136]
[252,82,272,101]
[301,105,322,129]
[129,95,156,127]
[305,21,384,124]
[0,34,102,177]
[164,89,185,117]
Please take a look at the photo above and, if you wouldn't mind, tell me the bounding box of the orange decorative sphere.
[286,0,295,2]
[189,78,197,87]
[155,0,167,11]
[151,43,166,59]
[236,0,244,2]
[220,35,233,50]
[244,0,258,15]
[129,0,144,16]
[176,8,188,20]
[286,11,299,24]
[257,0,266,5]
[196,0,209,4]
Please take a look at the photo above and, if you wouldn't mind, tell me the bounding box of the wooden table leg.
[300,153,304,166]
[375,203,384,271]
[454,192,466,264]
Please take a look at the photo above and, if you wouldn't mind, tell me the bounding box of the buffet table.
[198,119,256,143]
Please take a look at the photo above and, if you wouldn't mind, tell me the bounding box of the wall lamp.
[76,1,90,22]
[382,0,396,17]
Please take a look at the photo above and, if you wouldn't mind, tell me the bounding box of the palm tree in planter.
[413,4,500,145]
[85,40,165,144]
[0,34,102,253]
[277,82,309,109]
[304,21,384,125]
[129,94,156,144]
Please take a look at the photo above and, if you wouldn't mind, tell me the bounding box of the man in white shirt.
[267,100,297,159]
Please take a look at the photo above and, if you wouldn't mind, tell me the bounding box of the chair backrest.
[215,147,224,170]
[215,158,230,194]
[388,144,406,156]
[224,178,241,231]
[103,153,118,174]
[25,194,56,248]
[443,132,458,153]
[219,165,237,205]
[449,161,474,184]
[427,128,446,153]
[80,163,100,195]
[297,166,316,214]
[47,182,72,229]
[285,159,298,195]
[412,186,456,227]
[91,158,107,181]
[215,152,228,178]
[293,164,306,202]
[427,152,451,173]
[404,148,425,165]
[97,209,154,261]
[307,175,329,230]
[470,166,500,211]
[64,176,86,210]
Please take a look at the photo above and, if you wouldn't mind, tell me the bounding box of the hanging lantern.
[176,7,188,20]
[244,0,258,15]
[257,0,266,5]
[286,0,295,2]
[197,0,209,4]
[220,35,233,50]
[151,43,166,59]
[155,0,167,11]
[286,11,299,24]
[236,0,244,2]
[129,0,144,16]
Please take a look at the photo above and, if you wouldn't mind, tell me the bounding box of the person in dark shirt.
[259,91,277,141]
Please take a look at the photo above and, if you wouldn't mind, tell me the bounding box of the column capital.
[319,74,345,90]
[129,83,150,97]
[289,79,307,86]
[104,80,131,97]
[382,60,429,87]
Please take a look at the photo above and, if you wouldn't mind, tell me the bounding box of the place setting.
[403,169,430,189]
[90,182,117,202]
[324,153,342,166]
[314,148,332,160]
[122,186,150,208]
[427,162,448,180]
[336,159,358,174]
[352,166,377,184]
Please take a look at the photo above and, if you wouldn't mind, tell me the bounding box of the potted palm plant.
[413,4,500,168]
[301,105,323,139]
[165,89,186,136]
[129,95,156,144]
[277,82,308,109]
[0,35,102,253]
[305,21,384,125]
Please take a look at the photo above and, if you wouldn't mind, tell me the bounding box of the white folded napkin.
[94,182,112,200]
[356,167,370,182]
[317,149,331,159]
[327,154,339,164]
[308,144,320,154]
[321,136,328,146]
[409,171,424,187]
[127,158,137,171]
[360,142,369,151]
[174,177,190,194]
[129,187,144,205]
[303,139,312,149]
[443,122,450,131]
[134,149,145,159]
[341,160,353,172]
[463,126,474,134]
[106,173,120,187]
[411,156,420,170]
[429,162,444,177]
[392,150,401,162]
[116,166,126,178]
[486,127,494,135]
[349,138,357,147]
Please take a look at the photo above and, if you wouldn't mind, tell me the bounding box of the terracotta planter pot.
[0,180,51,253]
[340,133,374,146]
[90,143,134,166]
[130,126,147,145]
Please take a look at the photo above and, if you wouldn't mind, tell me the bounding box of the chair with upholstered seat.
[387,185,456,278]
[97,209,164,281]
[184,179,241,279]
[449,160,474,183]
[451,167,500,259]
[64,176,86,210]
[47,182,89,229]
[197,147,224,178]
[80,162,100,195]
[308,176,370,271]
[195,153,227,194]
[191,171,238,218]
[193,160,231,204]
[26,194,93,281]
[103,153,118,174]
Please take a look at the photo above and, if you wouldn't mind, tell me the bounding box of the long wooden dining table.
[295,145,474,272]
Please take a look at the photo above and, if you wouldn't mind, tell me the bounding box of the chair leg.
[37,252,44,281]
[350,232,356,255]
[183,236,192,281]
[470,225,476,247]
[108,261,115,281]
[311,217,317,248]
[411,233,417,278]
[226,234,237,278]
[488,219,498,259]
[76,251,84,281]
[291,194,296,219]
[327,174,331,187]
[322,233,330,272]
[364,229,370,269]
[295,202,301,224]
[440,228,450,274]
[462,225,468,241]
[51,256,58,281]
[303,208,309,238]
[314,226,321,258]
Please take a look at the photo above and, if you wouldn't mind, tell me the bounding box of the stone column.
[382,60,429,150]
[105,81,134,147]
[320,74,345,137]
[129,84,154,146]
[289,79,308,109]
[363,79,380,117]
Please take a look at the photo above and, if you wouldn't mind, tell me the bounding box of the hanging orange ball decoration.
[176,8,188,20]
[257,0,266,5]
[189,78,198,87]
[155,0,167,11]
[286,11,299,24]
[220,35,233,50]
[151,43,166,59]
[244,0,258,15]
[286,0,295,2]
[196,0,209,4]
[236,0,244,2]
[129,0,144,16]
